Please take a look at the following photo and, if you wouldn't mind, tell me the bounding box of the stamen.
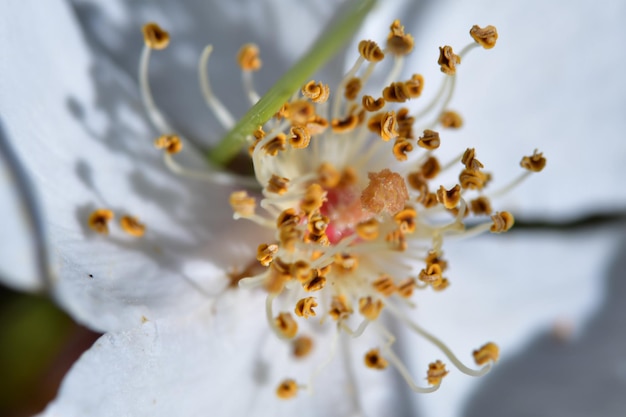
[473,342,500,365]
[292,336,314,358]
[120,215,146,237]
[364,348,389,370]
[276,379,299,399]
[88,209,114,234]
[470,25,499,49]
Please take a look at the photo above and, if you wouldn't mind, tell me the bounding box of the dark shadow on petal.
[464,226,626,417]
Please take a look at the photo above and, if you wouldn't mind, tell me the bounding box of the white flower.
[0,1,624,417]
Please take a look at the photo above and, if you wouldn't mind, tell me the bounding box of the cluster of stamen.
[88,209,146,237]
[135,19,545,400]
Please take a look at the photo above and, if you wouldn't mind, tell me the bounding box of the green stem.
[207,0,377,166]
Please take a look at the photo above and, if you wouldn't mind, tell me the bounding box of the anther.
[436,184,462,209]
[393,138,413,161]
[292,336,314,358]
[329,295,353,321]
[362,95,385,112]
[470,25,498,49]
[459,168,490,190]
[426,360,448,385]
[397,278,416,298]
[263,134,287,156]
[372,275,397,297]
[367,111,399,141]
[301,183,326,215]
[331,114,359,133]
[229,191,256,217]
[419,264,443,287]
[440,110,463,129]
[421,156,441,179]
[344,77,362,100]
[303,275,326,292]
[295,297,318,318]
[417,130,441,150]
[394,207,417,233]
[386,229,407,251]
[490,211,514,233]
[355,218,380,240]
[364,349,389,370]
[520,149,547,172]
[359,297,384,320]
[142,23,170,50]
[387,20,414,55]
[275,312,298,339]
[267,175,289,195]
[426,250,448,271]
[461,148,484,171]
[276,379,298,399]
[358,40,385,62]
[120,215,146,237]
[302,80,330,103]
[317,162,341,188]
[276,208,300,228]
[237,43,262,71]
[88,209,114,234]
[470,196,492,215]
[257,243,279,266]
[438,46,461,75]
[291,261,313,283]
[154,134,183,154]
[473,342,500,365]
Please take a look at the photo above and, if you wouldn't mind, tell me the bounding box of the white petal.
[0,0,268,331]
[41,289,413,417]
[408,0,626,218]
[400,228,620,417]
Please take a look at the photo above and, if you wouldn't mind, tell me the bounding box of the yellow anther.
[331,114,359,133]
[422,192,439,209]
[302,80,330,103]
[419,264,443,286]
[470,25,498,49]
[364,348,389,370]
[307,213,329,236]
[276,208,300,228]
[229,191,256,217]
[142,23,170,50]
[438,45,461,75]
[473,342,500,365]
[520,149,547,172]
[383,75,423,103]
[490,211,515,233]
[262,133,286,156]
[267,174,289,195]
[407,172,428,194]
[344,77,362,100]
[289,126,311,149]
[340,167,358,187]
[256,243,278,266]
[295,297,318,318]
[237,43,262,71]
[420,156,441,180]
[372,275,397,297]
[88,209,114,235]
[396,108,415,139]
[303,275,326,292]
[317,162,341,188]
[306,115,329,135]
[367,111,399,141]
[154,134,183,154]
[275,312,298,339]
[361,169,409,215]
[387,20,414,55]
[301,183,326,215]
[292,336,314,358]
[432,278,450,292]
[279,225,302,253]
[397,283,417,300]
[359,297,384,320]
[329,295,353,321]
[290,261,313,283]
[440,110,463,129]
[470,196,492,215]
[355,218,380,241]
[426,360,448,385]
[425,250,448,272]
[358,39,385,62]
[362,95,385,112]
[386,229,407,251]
[417,130,441,150]
[459,168,490,190]
[461,148,484,171]
[393,138,413,161]
[286,100,315,126]
[334,253,358,273]
[276,379,298,399]
[120,215,146,237]
[436,184,462,209]
[394,207,417,233]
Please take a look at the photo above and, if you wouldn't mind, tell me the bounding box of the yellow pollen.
[359,296,384,320]
[422,192,439,209]
[276,208,300,228]
[295,297,318,318]
[276,379,298,399]
[300,183,326,215]
[426,360,448,385]
[387,20,414,56]
[142,22,170,50]
[421,156,441,179]
[355,218,380,240]
[120,215,146,237]
[520,149,547,172]
[237,43,262,71]
[397,278,417,298]
[362,95,386,112]
[263,133,287,156]
[461,148,484,171]
[386,229,407,251]
[473,342,500,365]
[88,209,114,234]
[470,25,499,49]
[364,348,389,370]
[459,168,490,190]
[425,251,448,271]
[289,126,311,149]
[331,114,360,133]
[256,243,279,266]
[438,45,461,75]
[328,295,353,321]
[154,134,183,154]
[334,253,359,273]
[432,278,450,291]
[372,275,397,297]
[303,274,326,292]
[292,336,314,359]
[302,80,330,103]
[393,138,414,161]
[290,261,313,283]
[267,175,289,194]
[229,191,256,217]
[394,207,417,233]
[358,39,385,62]
[274,312,298,339]
[440,110,464,129]
[317,162,341,188]
[419,264,443,287]
[417,129,441,150]
[490,211,515,233]
[470,196,493,215]
[436,184,462,209]
[344,77,362,100]
[361,169,409,215]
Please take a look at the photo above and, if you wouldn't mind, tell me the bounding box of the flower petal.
[0,0,268,332]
